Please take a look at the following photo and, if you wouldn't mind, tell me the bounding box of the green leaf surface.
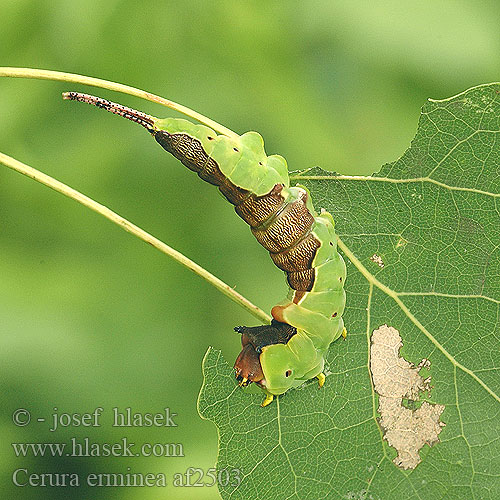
[198,83,500,500]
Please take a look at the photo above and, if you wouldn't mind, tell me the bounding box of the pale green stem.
[0,151,271,324]
[0,67,239,139]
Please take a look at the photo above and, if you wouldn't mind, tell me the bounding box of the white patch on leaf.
[370,254,385,268]
[370,324,445,470]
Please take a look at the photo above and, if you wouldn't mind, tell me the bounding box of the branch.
[0,67,238,139]
[0,151,271,324]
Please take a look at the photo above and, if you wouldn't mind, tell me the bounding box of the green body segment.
[262,218,346,395]
[157,118,290,195]
[154,116,346,397]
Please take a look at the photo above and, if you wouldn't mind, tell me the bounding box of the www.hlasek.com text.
[12,437,184,458]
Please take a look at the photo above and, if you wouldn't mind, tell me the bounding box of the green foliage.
[198,83,500,500]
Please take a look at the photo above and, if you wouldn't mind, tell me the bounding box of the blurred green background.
[0,1,498,499]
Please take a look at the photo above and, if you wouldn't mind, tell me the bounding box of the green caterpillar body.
[64,92,346,405]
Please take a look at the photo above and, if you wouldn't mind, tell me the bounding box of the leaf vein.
[338,237,500,404]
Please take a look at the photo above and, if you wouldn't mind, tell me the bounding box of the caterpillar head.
[233,335,265,387]
[234,320,297,387]
[233,321,300,394]
[233,340,299,394]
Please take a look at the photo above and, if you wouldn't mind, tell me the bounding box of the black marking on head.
[235,320,297,351]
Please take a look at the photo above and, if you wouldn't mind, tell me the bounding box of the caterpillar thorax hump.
[64,93,346,406]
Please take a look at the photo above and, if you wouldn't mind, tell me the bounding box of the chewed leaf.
[198,83,500,500]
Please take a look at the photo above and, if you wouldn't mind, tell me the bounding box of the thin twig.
[0,151,271,324]
[0,67,239,139]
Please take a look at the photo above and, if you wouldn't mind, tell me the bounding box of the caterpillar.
[63,92,346,407]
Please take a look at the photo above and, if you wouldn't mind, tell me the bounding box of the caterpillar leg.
[317,372,326,388]
[341,327,347,340]
[261,391,275,407]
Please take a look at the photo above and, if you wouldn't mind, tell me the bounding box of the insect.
[63,92,347,406]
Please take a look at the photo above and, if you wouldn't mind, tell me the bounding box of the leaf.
[198,83,500,500]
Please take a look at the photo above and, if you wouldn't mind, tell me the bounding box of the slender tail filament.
[62,92,156,133]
